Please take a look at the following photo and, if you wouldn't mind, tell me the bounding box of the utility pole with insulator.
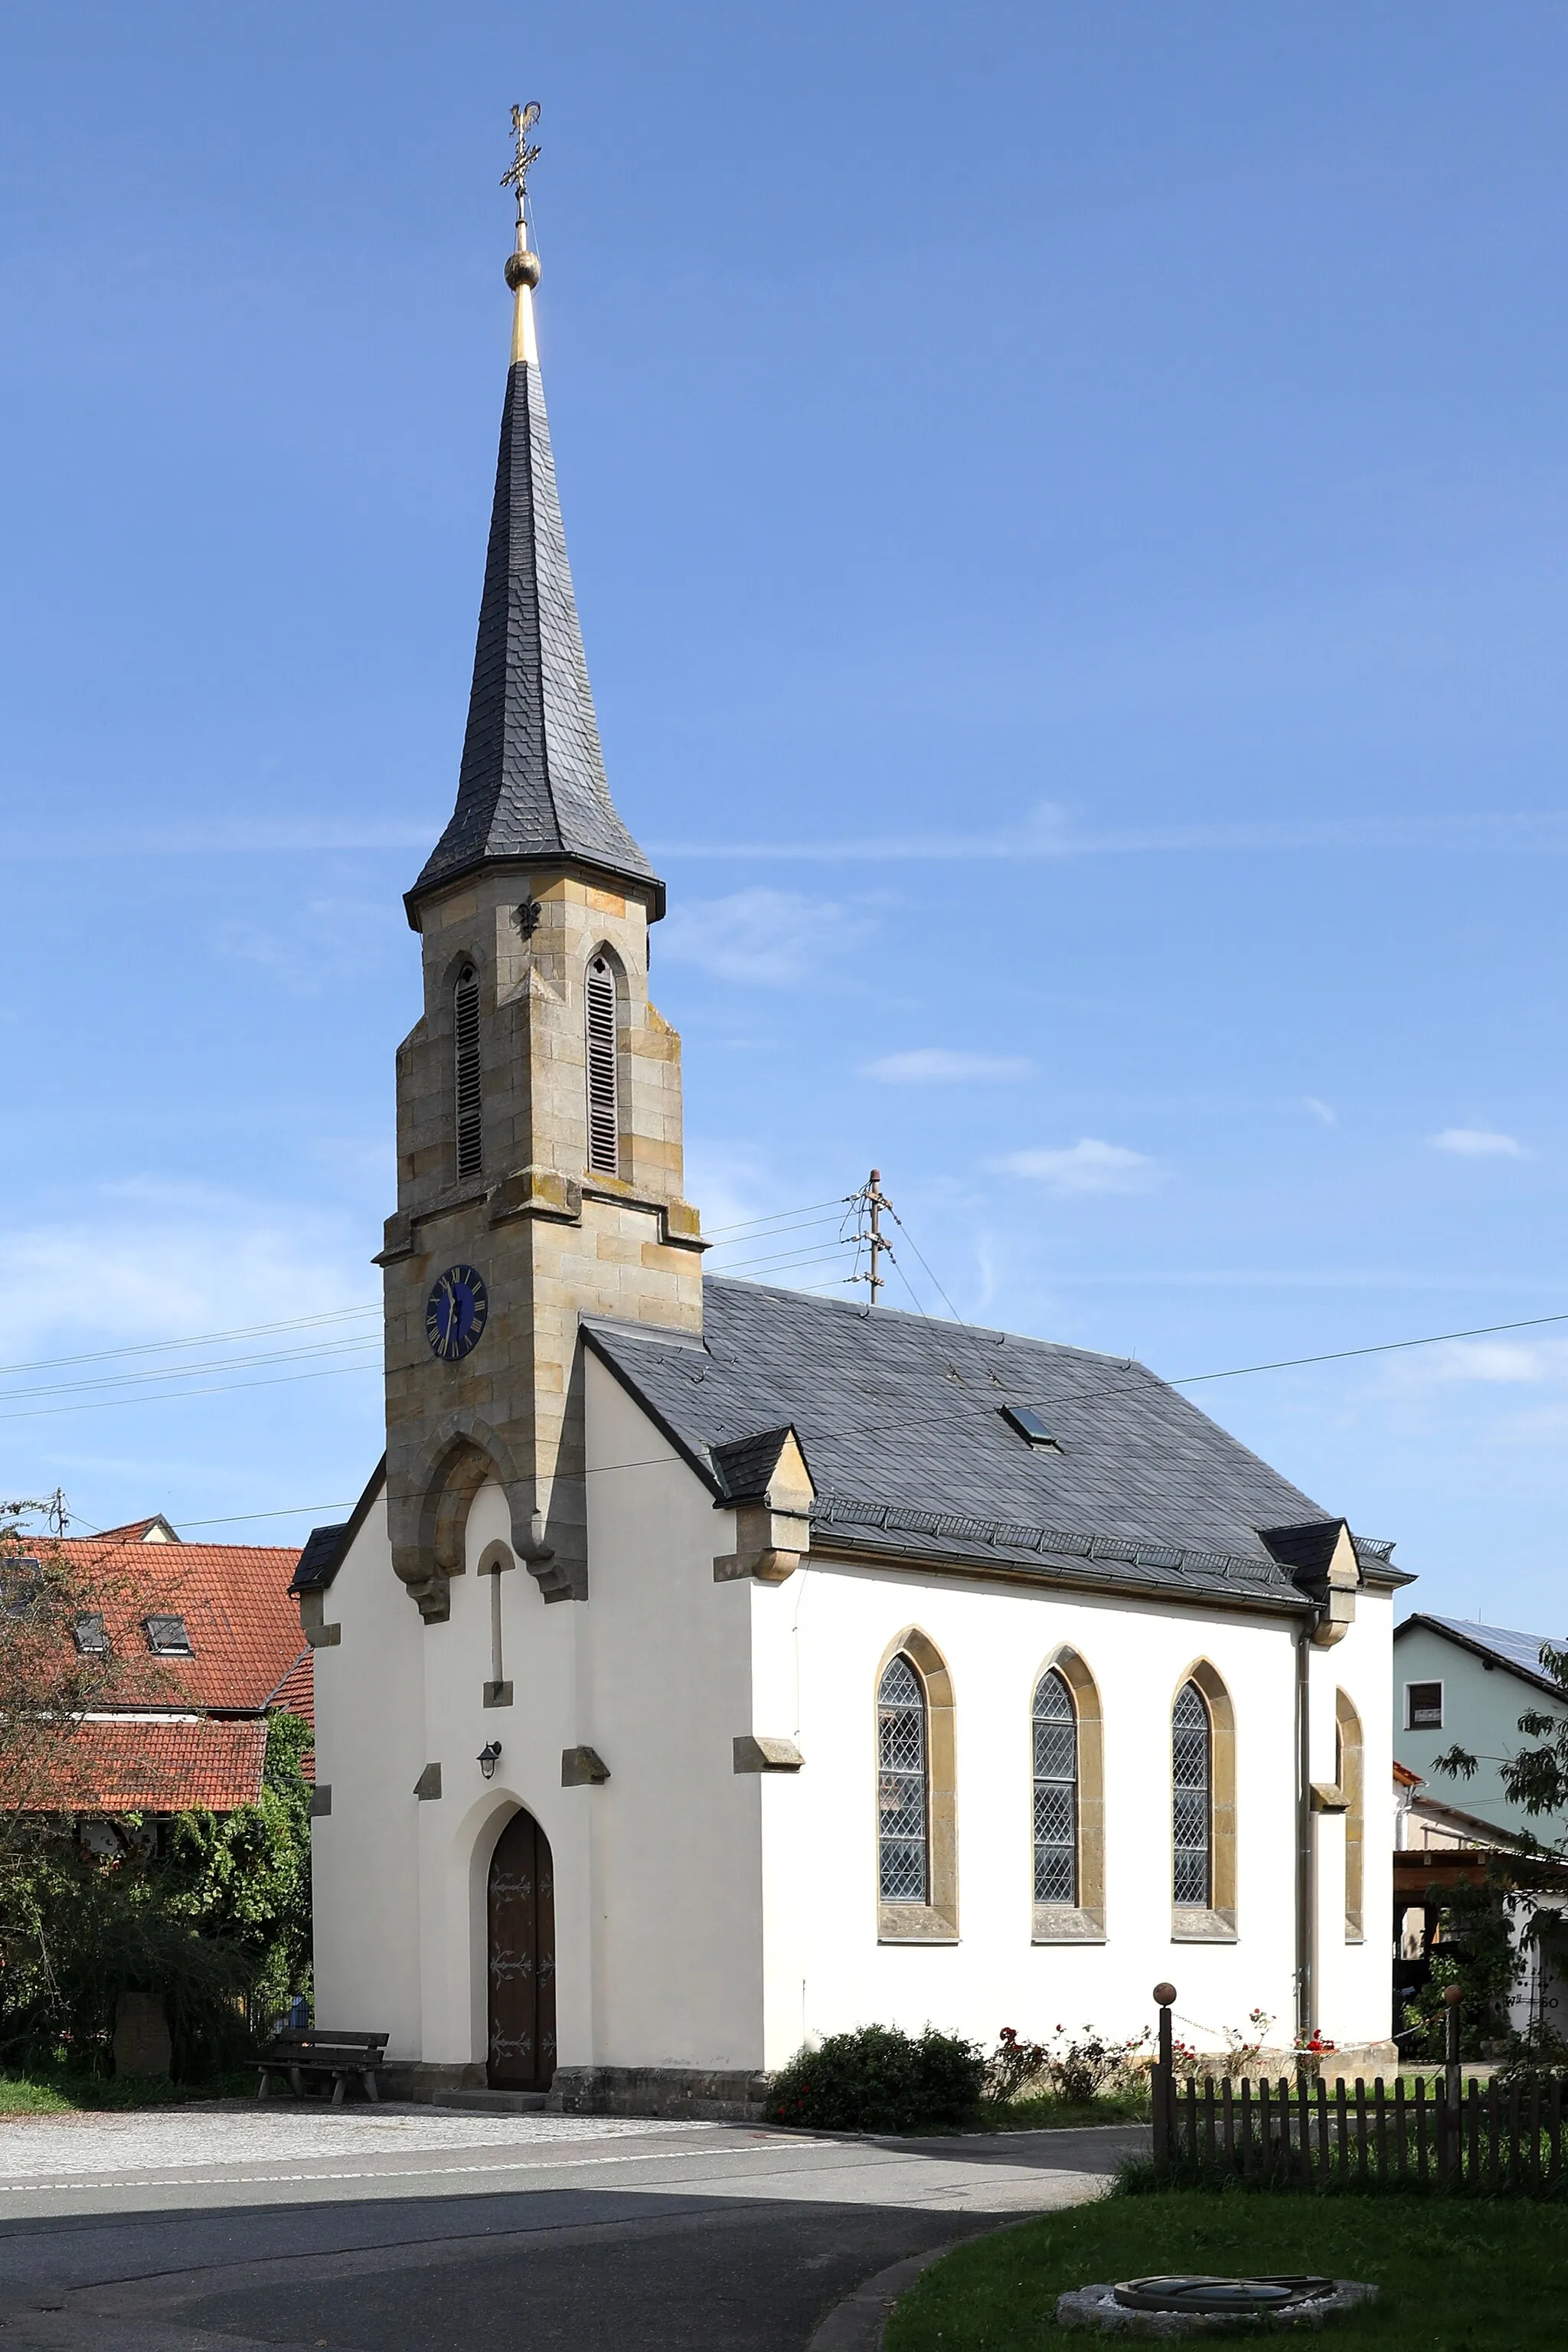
[850,1168,894,1305]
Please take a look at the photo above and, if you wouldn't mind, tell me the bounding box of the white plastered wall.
[1311,1587,1395,2050]
[750,1561,1390,2070]
[581,1350,764,2072]
[308,1487,426,2056]
[414,1478,586,2070]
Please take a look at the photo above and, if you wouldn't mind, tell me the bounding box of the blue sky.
[2,2,1567,1625]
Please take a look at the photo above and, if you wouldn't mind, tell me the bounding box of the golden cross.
[501,102,541,204]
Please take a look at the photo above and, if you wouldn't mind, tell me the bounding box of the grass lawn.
[885,2187,1568,2350]
[0,2069,256,2112]
[969,2093,1148,2133]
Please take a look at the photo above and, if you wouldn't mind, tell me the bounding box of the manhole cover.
[1114,2276,1339,2317]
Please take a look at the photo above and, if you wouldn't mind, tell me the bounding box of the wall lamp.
[478,1742,502,1782]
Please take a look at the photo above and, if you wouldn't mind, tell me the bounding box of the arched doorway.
[486,1808,557,2091]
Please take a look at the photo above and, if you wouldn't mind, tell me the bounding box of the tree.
[0,1512,310,2076]
[1432,1638,1568,1842]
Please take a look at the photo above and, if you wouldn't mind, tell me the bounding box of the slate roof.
[1396,1614,1566,1695]
[409,355,662,919]
[585,1279,1409,1610]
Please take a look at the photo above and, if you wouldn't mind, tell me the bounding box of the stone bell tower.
[379,113,704,1618]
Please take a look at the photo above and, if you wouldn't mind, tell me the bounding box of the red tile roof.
[54,1718,269,1813]
[49,1535,304,1713]
[266,1649,315,1728]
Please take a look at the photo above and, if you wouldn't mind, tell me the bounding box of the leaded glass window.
[877,1654,929,1902]
[1033,1668,1078,1903]
[1172,1679,1211,1906]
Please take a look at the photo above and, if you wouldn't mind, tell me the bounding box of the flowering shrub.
[985,2023,1148,2104]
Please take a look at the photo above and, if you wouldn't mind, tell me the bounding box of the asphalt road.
[0,2107,1147,2350]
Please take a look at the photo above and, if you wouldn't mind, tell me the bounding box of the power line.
[0,1302,380,1380]
[704,1197,851,1236]
[0,1334,381,1406]
[0,1358,381,1424]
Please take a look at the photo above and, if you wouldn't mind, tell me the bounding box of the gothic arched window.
[1032,1668,1078,1904]
[1172,1679,1212,1906]
[877,1653,929,1903]
[454,962,482,1180]
[585,956,619,1176]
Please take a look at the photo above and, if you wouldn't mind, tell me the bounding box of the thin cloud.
[658,889,877,985]
[988,1139,1156,1194]
[1429,1129,1527,1159]
[1303,1098,1337,1125]
[865,1050,1033,1084]
[648,808,1568,864]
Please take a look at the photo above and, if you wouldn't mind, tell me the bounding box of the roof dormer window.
[144,1613,193,1656]
[73,1613,111,1657]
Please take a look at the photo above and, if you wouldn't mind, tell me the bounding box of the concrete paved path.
[0,2105,1146,2350]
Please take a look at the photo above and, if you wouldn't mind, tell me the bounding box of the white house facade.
[296,172,1405,2112]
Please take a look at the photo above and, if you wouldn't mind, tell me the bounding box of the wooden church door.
[486,1808,557,2091]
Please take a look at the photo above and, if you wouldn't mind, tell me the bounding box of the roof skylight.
[1001,1404,1061,1450]
[144,1613,194,1656]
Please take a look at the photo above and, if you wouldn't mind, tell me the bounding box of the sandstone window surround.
[1335,1688,1365,1942]
[454,961,482,1180]
[1032,1648,1106,1942]
[876,1629,958,1943]
[584,949,620,1176]
[1171,1661,1237,1942]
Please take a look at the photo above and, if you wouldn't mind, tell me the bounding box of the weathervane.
[502,101,541,214]
[501,103,543,296]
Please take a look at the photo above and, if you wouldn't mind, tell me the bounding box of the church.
[296,133,1403,2112]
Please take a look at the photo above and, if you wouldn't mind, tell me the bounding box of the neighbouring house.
[1394,1614,1568,1845]
[296,188,1406,2115]
[27,1517,312,1850]
[1393,1617,1568,2040]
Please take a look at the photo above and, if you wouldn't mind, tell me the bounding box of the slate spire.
[410,115,662,920]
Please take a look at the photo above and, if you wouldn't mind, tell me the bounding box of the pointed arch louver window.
[1033,1668,1078,1903]
[454,964,482,1179]
[877,1653,929,1903]
[1172,1679,1212,1906]
[586,956,619,1175]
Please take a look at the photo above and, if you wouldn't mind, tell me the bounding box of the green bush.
[767,2024,985,2132]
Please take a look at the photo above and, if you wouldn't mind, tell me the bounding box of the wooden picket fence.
[1149,1983,1566,2196]
[1161,2071,1568,2193]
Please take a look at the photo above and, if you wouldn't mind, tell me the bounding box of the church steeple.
[409,106,662,921]
[379,108,701,1625]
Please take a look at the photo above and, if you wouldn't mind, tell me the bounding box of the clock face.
[425,1264,489,1362]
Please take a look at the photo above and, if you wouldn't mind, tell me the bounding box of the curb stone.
[805,2246,961,2351]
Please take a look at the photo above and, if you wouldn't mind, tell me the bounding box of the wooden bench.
[256,2028,388,2105]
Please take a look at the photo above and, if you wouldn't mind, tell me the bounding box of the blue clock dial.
[425,1264,489,1362]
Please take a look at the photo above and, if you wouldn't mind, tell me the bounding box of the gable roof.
[585,1279,1407,1610]
[87,1515,181,1544]
[1396,1613,1567,1698]
[407,350,662,920]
